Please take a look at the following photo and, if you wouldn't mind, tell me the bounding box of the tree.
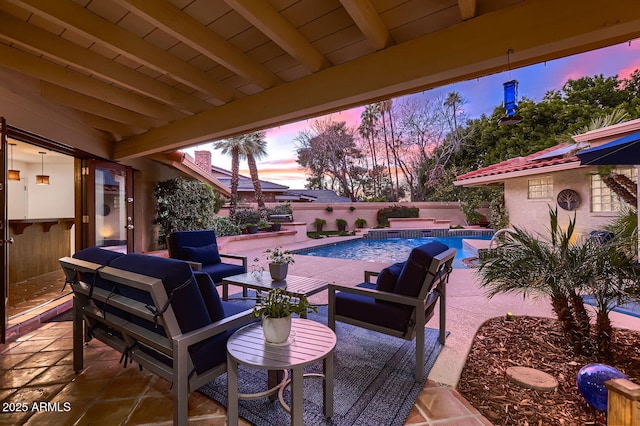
[214,131,269,222]
[296,119,363,200]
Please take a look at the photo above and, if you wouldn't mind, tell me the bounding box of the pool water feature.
[296,236,492,268]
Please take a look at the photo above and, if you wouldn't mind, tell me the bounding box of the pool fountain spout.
[489,228,516,250]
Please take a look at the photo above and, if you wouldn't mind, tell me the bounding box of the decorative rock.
[506,366,558,392]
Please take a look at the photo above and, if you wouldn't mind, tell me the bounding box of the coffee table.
[221,271,328,306]
[226,318,336,426]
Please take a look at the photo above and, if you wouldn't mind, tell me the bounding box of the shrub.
[235,207,261,226]
[267,203,293,217]
[325,206,333,212]
[153,177,217,246]
[376,205,419,227]
[355,218,367,228]
[211,216,240,237]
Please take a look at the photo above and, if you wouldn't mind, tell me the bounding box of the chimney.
[194,150,212,174]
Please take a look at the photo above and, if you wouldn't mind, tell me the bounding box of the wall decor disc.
[557,189,580,211]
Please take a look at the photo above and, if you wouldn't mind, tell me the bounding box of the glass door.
[0,118,8,343]
[87,160,134,253]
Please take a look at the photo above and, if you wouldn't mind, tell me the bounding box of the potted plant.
[270,222,282,232]
[314,218,326,233]
[253,288,317,343]
[265,246,295,280]
[355,218,367,228]
[336,218,347,232]
[246,223,258,234]
[257,220,270,232]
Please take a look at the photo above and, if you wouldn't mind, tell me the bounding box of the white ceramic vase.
[269,263,288,281]
[262,315,292,344]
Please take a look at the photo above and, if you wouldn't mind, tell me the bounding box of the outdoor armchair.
[167,230,248,296]
[328,242,456,381]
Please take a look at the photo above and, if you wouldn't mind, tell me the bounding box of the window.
[528,176,553,199]
[591,167,638,212]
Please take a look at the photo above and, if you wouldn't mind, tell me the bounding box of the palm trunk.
[246,153,267,221]
[595,310,613,360]
[569,291,592,355]
[551,294,583,354]
[229,147,240,223]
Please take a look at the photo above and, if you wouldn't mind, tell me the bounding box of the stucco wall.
[504,166,623,239]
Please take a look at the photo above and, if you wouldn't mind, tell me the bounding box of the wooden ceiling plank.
[458,0,476,20]
[340,0,391,50]
[41,82,161,128]
[114,0,281,89]
[10,0,237,103]
[224,0,331,72]
[0,42,183,122]
[114,0,640,159]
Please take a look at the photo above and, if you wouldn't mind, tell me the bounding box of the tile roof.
[455,143,583,182]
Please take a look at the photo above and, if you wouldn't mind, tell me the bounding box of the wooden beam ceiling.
[224,0,331,72]
[13,0,237,103]
[113,0,640,159]
[340,0,391,50]
[113,0,282,89]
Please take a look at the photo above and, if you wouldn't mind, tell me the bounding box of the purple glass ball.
[576,364,628,412]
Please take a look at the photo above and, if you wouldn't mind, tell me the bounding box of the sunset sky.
[185,39,640,189]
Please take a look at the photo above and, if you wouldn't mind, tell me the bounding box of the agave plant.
[477,207,639,358]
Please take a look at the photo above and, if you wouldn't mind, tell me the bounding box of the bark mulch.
[457,316,640,425]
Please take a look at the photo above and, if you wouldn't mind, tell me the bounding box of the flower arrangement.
[265,246,295,265]
[252,288,317,319]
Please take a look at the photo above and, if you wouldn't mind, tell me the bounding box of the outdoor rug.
[198,306,446,426]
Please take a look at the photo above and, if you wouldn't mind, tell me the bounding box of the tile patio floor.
[4,237,640,425]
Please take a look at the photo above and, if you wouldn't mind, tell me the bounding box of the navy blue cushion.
[110,254,212,334]
[181,243,221,265]
[335,290,412,332]
[72,247,125,290]
[375,262,405,293]
[169,230,217,257]
[193,272,225,322]
[394,242,449,297]
[201,262,246,284]
[73,246,125,265]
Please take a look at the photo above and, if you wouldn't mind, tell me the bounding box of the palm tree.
[478,207,638,358]
[240,131,269,221]
[213,137,242,223]
[213,131,268,222]
[359,104,381,197]
[444,91,463,144]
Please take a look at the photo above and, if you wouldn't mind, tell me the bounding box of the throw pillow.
[375,261,405,293]
[181,243,221,265]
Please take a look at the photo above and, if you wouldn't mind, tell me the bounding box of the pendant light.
[498,49,523,126]
[8,142,20,181]
[35,151,50,185]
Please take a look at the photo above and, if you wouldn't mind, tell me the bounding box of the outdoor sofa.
[60,247,255,426]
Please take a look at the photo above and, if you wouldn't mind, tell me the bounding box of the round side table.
[226,318,337,426]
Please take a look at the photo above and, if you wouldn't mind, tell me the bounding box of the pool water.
[297,236,492,268]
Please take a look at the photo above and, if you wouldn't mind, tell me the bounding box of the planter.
[337,224,347,232]
[271,223,282,232]
[247,225,258,234]
[262,315,291,344]
[269,263,288,281]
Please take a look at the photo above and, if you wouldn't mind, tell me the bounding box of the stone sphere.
[576,364,628,412]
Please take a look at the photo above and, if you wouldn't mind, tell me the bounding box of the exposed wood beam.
[0,43,183,122]
[0,11,211,114]
[114,0,281,89]
[114,0,640,159]
[41,82,161,129]
[11,0,237,103]
[83,113,143,141]
[340,0,391,50]
[225,0,331,72]
[458,0,477,20]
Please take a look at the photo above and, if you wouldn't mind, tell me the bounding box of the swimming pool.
[296,236,492,268]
